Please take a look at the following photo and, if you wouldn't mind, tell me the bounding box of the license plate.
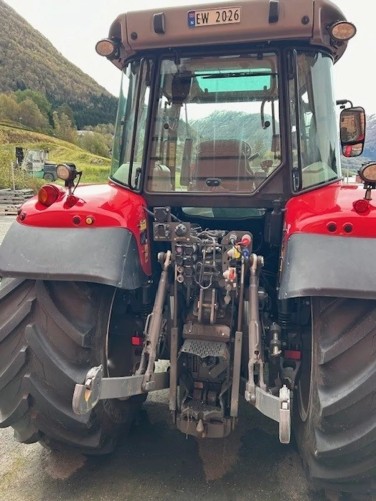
[188,7,241,28]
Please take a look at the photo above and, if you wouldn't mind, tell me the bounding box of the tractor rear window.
[146,52,281,194]
[195,69,274,94]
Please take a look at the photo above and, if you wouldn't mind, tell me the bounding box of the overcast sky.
[4,0,375,114]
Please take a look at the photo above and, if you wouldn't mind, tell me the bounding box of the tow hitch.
[73,250,172,416]
[244,253,291,444]
[72,366,169,415]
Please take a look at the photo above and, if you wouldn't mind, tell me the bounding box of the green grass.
[0,124,111,190]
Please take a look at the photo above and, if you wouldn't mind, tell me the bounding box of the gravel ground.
[0,393,325,501]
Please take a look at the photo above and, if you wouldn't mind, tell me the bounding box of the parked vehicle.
[17,148,58,181]
[0,0,374,497]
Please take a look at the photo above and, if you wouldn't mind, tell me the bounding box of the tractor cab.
[99,0,363,215]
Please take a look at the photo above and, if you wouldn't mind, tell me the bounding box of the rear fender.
[280,182,376,299]
[279,233,376,300]
[0,183,153,289]
[0,224,148,290]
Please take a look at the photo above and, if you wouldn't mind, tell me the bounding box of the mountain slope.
[363,114,376,159]
[0,0,117,128]
[0,124,110,188]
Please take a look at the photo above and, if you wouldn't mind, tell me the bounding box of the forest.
[0,0,117,128]
[0,89,114,157]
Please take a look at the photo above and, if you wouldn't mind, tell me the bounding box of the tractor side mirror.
[340,106,366,157]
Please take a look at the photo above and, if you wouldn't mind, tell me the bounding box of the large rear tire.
[0,278,144,454]
[295,297,376,496]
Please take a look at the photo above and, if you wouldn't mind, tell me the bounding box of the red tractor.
[0,0,374,496]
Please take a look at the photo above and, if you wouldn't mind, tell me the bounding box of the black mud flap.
[0,222,148,289]
[279,233,376,300]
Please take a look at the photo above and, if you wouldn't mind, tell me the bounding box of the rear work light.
[38,184,60,207]
[95,38,119,59]
[329,21,357,42]
[358,162,376,185]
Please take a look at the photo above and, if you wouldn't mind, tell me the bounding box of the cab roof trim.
[106,0,349,68]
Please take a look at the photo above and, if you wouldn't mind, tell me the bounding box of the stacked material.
[0,188,34,215]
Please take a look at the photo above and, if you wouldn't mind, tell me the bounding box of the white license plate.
[188,7,241,28]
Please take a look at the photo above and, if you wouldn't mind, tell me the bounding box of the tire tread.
[0,278,140,453]
[296,297,376,495]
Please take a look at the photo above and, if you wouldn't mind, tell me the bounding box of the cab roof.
[105,0,350,67]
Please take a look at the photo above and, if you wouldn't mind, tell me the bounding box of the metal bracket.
[245,254,266,403]
[72,365,103,416]
[254,384,291,444]
[278,385,291,444]
[136,251,171,390]
[72,364,169,415]
[230,331,242,417]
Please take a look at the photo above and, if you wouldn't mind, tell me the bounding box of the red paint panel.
[284,182,376,240]
[17,182,152,276]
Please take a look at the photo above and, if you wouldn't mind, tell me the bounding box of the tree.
[77,131,110,157]
[15,90,52,119]
[19,98,49,130]
[52,111,77,143]
[56,104,76,126]
[0,93,20,122]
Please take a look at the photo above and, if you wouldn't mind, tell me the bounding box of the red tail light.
[131,336,144,346]
[38,185,60,207]
[284,350,302,361]
[353,199,370,215]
